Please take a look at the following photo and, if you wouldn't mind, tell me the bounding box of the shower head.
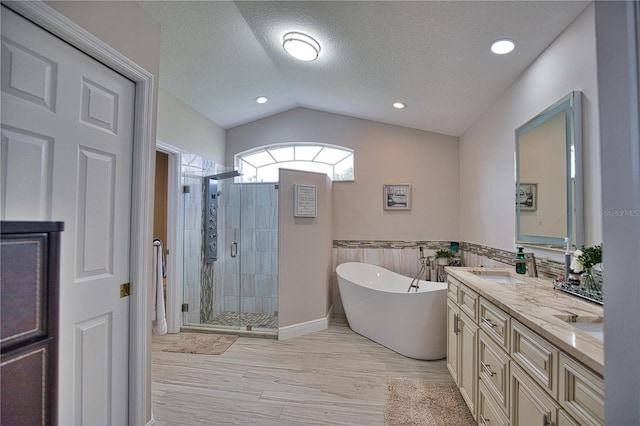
[207,170,242,180]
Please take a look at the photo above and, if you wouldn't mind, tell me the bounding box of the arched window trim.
[235,142,354,183]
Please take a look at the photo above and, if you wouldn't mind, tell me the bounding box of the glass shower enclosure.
[182,169,279,334]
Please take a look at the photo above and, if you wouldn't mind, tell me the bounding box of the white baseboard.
[278,305,333,340]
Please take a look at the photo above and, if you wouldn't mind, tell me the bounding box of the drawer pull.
[481,361,495,377]
[482,317,497,328]
[542,414,555,426]
[480,415,490,426]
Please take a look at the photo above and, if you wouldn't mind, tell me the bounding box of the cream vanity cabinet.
[447,273,604,426]
[447,276,478,417]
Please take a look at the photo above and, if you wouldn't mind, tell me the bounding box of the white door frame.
[5,2,155,425]
[156,141,183,334]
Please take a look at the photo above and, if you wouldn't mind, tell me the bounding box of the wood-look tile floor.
[152,315,453,425]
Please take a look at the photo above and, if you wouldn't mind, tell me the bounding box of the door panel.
[1,6,134,424]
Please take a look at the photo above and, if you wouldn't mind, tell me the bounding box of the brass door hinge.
[120,283,130,298]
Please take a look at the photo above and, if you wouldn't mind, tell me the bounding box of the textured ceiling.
[140,1,589,136]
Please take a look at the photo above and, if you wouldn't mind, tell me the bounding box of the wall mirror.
[515,91,583,248]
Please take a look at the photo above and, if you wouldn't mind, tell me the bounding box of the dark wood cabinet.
[1,221,63,426]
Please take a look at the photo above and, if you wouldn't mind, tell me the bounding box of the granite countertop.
[445,267,604,376]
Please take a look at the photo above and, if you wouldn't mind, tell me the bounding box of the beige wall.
[227,108,460,241]
[460,4,600,254]
[157,89,226,163]
[278,169,333,327]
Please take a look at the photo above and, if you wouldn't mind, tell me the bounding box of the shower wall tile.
[241,184,256,206]
[256,185,272,206]
[241,297,256,314]
[255,252,273,274]
[223,272,239,297]
[256,206,277,229]
[240,251,256,274]
[241,274,256,297]
[241,228,256,252]
[241,205,256,228]
[224,296,239,313]
[224,206,240,229]
[256,275,277,297]
[255,230,272,252]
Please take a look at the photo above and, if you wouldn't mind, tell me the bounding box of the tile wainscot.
[445,267,604,426]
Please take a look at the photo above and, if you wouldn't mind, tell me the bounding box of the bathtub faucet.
[408,247,429,292]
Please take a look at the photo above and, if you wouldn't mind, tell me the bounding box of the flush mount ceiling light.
[282,32,321,61]
[393,101,407,109]
[491,39,515,55]
[255,96,268,104]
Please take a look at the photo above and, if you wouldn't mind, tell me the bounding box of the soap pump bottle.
[515,246,527,275]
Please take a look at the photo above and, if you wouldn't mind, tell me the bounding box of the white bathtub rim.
[336,261,446,293]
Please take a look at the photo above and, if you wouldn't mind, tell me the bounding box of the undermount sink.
[554,313,604,341]
[570,322,604,341]
[470,271,525,285]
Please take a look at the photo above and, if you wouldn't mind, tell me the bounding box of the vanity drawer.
[479,297,510,351]
[448,276,460,302]
[478,379,509,426]
[511,320,558,399]
[478,330,510,417]
[558,353,604,426]
[458,284,478,322]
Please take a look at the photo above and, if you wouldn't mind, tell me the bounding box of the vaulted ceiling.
[140,1,590,137]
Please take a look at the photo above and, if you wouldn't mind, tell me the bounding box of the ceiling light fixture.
[491,39,515,55]
[255,96,268,104]
[393,101,407,109]
[282,32,321,61]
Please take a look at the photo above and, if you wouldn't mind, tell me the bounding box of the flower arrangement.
[571,244,602,273]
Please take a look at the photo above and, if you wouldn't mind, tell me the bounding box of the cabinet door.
[446,299,459,383]
[458,311,477,418]
[511,363,559,426]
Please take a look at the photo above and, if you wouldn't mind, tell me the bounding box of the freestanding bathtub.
[336,262,447,360]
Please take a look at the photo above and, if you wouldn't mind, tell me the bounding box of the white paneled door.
[1,6,134,425]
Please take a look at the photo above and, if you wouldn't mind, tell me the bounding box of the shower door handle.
[231,242,238,258]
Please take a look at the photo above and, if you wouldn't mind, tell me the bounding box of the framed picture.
[383,184,411,210]
[294,184,317,217]
[517,183,537,211]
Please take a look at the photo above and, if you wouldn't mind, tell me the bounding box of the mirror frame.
[515,91,583,248]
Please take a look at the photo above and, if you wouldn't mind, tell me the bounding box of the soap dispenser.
[516,246,527,275]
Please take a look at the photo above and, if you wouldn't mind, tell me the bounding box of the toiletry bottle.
[516,247,527,275]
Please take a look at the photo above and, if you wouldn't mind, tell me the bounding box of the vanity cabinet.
[446,270,604,426]
[511,362,559,426]
[446,276,478,418]
[1,221,63,426]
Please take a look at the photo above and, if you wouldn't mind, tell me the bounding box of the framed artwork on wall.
[517,183,538,211]
[383,184,411,210]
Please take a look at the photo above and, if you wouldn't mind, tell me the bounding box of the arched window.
[235,143,354,183]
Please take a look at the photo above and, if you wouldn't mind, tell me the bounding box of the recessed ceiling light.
[255,96,268,104]
[393,101,407,109]
[283,32,321,61]
[491,39,515,55]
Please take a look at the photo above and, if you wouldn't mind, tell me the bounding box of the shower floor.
[206,311,278,330]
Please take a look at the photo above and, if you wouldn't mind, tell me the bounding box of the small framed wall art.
[294,184,317,217]
[383,183,411,210]
[517,182,538,211]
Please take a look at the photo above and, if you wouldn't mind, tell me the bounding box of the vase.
[581,267,596,291]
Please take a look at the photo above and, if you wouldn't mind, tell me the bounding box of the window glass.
[236,143,354,183]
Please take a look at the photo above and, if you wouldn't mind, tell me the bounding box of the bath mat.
[384,378,474,426]
[162,333,238,355]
